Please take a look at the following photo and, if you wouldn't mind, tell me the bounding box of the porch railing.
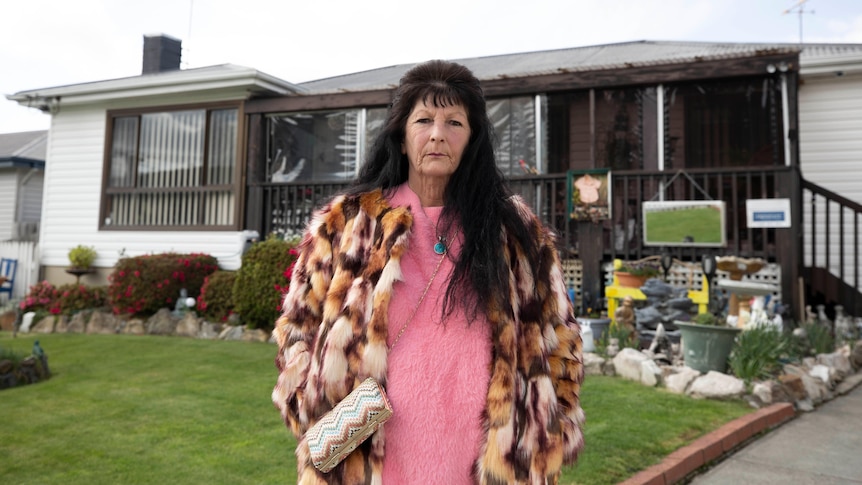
[802,179,862,317]
[251,166,805,319]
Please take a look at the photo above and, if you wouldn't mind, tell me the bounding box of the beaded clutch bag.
[305,377,393,473]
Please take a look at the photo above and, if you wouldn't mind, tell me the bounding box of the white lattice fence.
[561,259,583,309]
[602,260,783,306]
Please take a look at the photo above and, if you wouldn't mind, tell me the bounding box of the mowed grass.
[1,333,752,484]
[645,206,723,244]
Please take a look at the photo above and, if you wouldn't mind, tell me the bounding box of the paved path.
[691,383,862,484]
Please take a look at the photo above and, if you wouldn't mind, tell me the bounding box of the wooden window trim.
[100,101,245,231]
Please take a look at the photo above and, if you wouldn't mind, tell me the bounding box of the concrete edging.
[617,402,796,485]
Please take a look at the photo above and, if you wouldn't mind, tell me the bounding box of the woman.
[273,60,584,484]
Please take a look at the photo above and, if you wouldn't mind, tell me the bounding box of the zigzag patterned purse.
[305,377,393,472]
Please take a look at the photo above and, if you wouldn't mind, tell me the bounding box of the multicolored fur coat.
[272,189,584,484]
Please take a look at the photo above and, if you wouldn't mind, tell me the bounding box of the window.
[665,77,784,169]
[267,109,385,183]
[488,96,545,176]
[265,99,546,183]
[102,105,240,229]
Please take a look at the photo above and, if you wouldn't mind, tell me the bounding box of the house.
[0,130,46,242]
[8,38,862,319]
[7,34,303,286]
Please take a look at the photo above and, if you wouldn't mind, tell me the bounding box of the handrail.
[802,177,861,316]
[801,179,862,213]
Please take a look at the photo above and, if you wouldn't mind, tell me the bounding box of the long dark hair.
[349,59,540,318]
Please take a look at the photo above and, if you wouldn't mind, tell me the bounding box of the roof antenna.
[783,0,815,46]
[184,0,195,69]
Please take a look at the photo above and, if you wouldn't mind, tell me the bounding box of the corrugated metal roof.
[299,40,862,95]
[0,130,48,162]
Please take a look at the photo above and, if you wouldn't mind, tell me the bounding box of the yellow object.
[605,259,709,325]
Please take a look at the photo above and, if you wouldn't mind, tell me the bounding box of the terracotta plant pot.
[615,271,647,288]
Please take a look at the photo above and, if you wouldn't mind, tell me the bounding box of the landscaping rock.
[796,398,815,412]
[175,313,201,337]
[817,350,852,380]
[31,316,55,334]
[583,352,605,376]
[219,325,244,341]
[122,318,146,335]
[198,321,219,339]
[67,313,87,333]
[242,328,269,343]
[835,372,862,395]
[665,367,700,394]
[147,309,177,335]
[613,348,650,383]
[850,341,862,369]
[54,315,68,333]
[640,359,662,387]
[87,311,119,334]
[809,364,832,387]
[687,371,745,400]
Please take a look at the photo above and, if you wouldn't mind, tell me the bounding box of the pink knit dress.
[382,183,492,484]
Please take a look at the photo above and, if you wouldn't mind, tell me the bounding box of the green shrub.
[728,325,792,383]
[198,271,237,322]
[53,284,108,316]
[792,322,835,357]
[233,237,299,330]
[107,253,219,316]
[595,320,639,357]
[68,245,97,269]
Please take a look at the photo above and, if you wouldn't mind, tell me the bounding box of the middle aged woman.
[273,59,584,485]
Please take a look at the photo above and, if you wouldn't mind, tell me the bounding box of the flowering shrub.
[198,271,237,322]
[19,281,59,313]
[20,281,108,316]
[233,236,299,330]
[53,284,108,316]
[107,252,219,316]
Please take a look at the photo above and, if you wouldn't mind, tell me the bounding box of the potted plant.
[66,245,97,282]
[68,245,97,270]
[577,307,611,345]
[614,259,661,288]
[674,312,741,373]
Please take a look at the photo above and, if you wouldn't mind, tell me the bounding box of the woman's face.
[402,99,471,184]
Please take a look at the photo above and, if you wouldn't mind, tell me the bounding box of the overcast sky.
[2,0,860,134]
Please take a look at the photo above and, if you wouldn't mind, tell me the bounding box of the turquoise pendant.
[434,240,447,255]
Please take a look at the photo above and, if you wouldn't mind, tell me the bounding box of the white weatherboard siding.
[19,170,43,222]
[0,171,17,240]
[799,72,862,290]
[39,91,252,272]
[799,72,862,204]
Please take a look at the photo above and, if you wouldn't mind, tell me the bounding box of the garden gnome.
[614,295,637,340]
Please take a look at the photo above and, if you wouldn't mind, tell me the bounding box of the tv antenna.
[783,0,815,45]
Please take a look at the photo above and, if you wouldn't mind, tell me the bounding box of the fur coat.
[272,189,584,484]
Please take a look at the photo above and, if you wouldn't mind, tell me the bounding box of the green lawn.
[0,333,751,484]
[645,206,723,244]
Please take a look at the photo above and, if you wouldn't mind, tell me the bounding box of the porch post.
[577,220,605,315]
[244,114,264,236]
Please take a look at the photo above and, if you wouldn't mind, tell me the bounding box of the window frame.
[100,101,245,231]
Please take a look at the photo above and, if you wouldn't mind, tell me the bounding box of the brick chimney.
[142,34,182,74]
